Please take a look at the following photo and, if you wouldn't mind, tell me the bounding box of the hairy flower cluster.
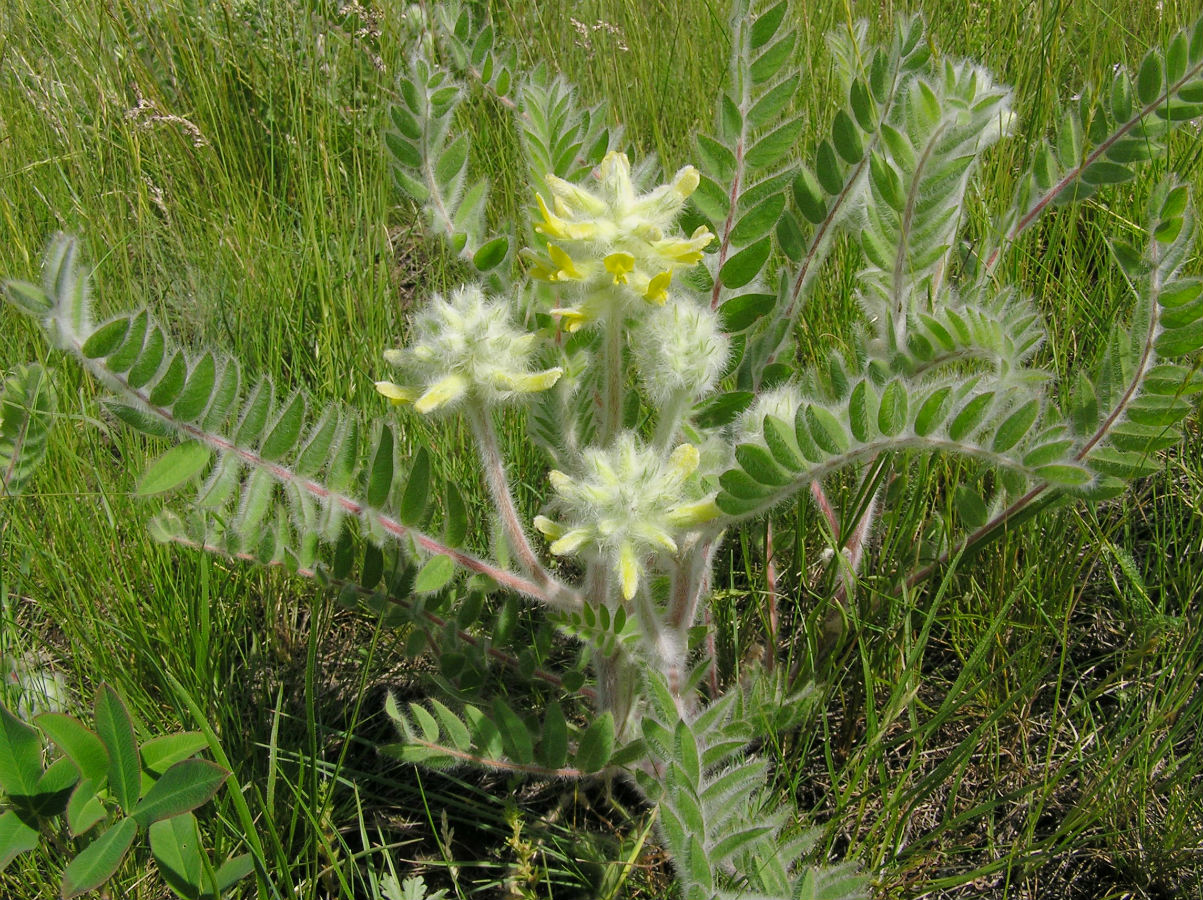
[631,294,729,404]
[523,151,714,331]
[375,285,561,413]
[533,435,718,600]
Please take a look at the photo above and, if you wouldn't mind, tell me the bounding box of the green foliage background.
[1,0,1201,897]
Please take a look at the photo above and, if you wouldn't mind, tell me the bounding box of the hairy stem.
[602,306,625,442]
[465,403,552,584]
[764,520,778,672]
[652,390,690,451]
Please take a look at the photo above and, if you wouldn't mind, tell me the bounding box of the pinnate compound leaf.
[81,317,130,359]
[539,702,569,770]
[993,399,1040,452]
[746,116,806,169]
[1036,463,1092,486]
[414,555,455,593]
[832,109,864,163]
[1137,50,1163,105]
[491,699,534,765]
[575,711,615,773]
[105,401,173,439]
[777,208,806,261]
[0,811,40,872]
[173,354,216,421]
[720,294,774,332]
[366,424,395,509]
[947,392,994,442]
[914,386,952,436]
[148,352,187,407]
[954,485,989,529]
[691,174,731,223]
[718,92,742,142]
[735,442,791,486]
[473,236,509,271]
[748,78,796,129]
[793,166,827,224]
[764,413,805,469]
[436,135,469,187]
[137,441,212,496]
[60,816,137,899]
[877,381,908,437]
[106,311,148,373]
[443,480,468,547]
[730,193,787,246]
[749,0,787,48]
[694,391,754,429]
[399,445,430,525]
[132,759,228,827]
[126,326,165,389]
[750,31,796,84]
[805,405,848,454]
[429,699,470,751]
[793,862,869,900]
[696,135,736,182]
[3,279,52,316]
[93,685,140,815]
[709,823,775,865]
[720,470,773,506]
[719,237,772,289]
[1154,320,1203,357]
[261,393,305,462]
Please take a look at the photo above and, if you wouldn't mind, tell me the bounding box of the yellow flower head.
[376,285,562,413]
[523,152,714,330]
[534,434,718,600]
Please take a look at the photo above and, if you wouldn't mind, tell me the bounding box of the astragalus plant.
[5,1,1203,897]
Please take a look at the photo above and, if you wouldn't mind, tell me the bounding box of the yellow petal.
[519,247,557,282]
[599,151,635,207]
[641,525,678,553]
[496,367,563,394]
[548,469,574,493]
[655,226,714,263]
[550,528,592,555]
[535,194,599,240]
[643,269,673,304]
[667,443,700,479]
[374,381,417,406]
[546,243,583,281]
[672,165,700,198]
[534,193,569,240]
[604,251,635,285]
[545,174,608,216]
[414,374,468,413]
[533,515,564,540]
[666,497,721,528]
[618,541,640,600]
[551,307,591,332]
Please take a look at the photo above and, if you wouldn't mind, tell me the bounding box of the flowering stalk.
[464,402,547,586]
